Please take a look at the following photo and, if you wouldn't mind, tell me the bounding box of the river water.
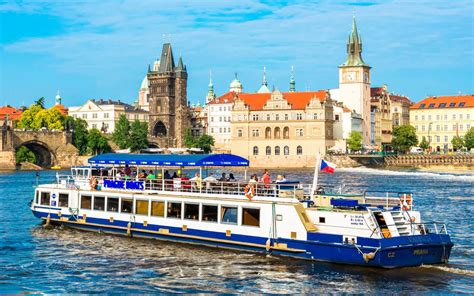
[0,168,473,293]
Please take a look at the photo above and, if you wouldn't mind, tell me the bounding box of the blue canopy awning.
[88,153,249,167]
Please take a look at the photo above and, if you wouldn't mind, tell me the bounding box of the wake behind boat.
[30,153,453,268]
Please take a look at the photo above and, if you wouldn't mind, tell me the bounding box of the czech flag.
[320,159,336,174]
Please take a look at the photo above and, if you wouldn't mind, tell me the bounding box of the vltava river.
[0,168,473,293]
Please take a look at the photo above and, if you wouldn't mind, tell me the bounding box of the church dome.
[140,75,149,90]
[152,59,160,71]
[229,73,243,93]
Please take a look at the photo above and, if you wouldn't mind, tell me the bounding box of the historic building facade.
[69,99,148,133]
[410,94,473,152]
[146,43,191,148]
[230,89,335,168]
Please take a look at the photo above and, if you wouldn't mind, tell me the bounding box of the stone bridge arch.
[16,140,56,167]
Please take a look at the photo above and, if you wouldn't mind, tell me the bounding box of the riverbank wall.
[384,154,474,167]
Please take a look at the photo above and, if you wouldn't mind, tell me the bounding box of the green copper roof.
[341,17,368,67]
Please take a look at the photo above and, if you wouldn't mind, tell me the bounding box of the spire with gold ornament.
[341,16,367,67]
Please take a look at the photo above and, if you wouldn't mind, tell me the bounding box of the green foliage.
[419,136,429,150]
[46,108,65,130]
[17,104,43,129]
[451,136,464,151]
[129,120,149,152]
[112,114,131,149]
[17,104,64,130]
[392,125,418,153]
[71,117,89,155]
[464,127,474,150]
[87,128,111,155]
[183,128,215,153]
[347,131,362,152]
[34,97,46,109]
[15,146,36,164]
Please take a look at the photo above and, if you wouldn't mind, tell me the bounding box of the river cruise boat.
[30,153,453,268]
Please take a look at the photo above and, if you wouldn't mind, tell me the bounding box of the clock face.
[345,72,356,81]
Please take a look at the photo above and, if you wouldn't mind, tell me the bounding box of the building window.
[121,198,133,213]
[107,197,119,212]
[92,124,97,129]
[436,125,440,131]
[335,115,340,121]
[82,114,87,119]
[453,114,456,120]
[285,114,289,120]
[275,114,280,121]
[104,113,109,118]
[453,124,457,131]
[265,127,271,139]
[297,146,303,155]
[252,129,259,137]
[80,195,92,210]
[274,127,281,139]
[266,146,271,155]
[444,125,448,131]
[467,124,471,130]
[460,124,463,131]
[460,114,463,120]
[92,113,97,119]
[94,196,105,211]
[135,200,148,215]
[415,115,418,121]
[449,102,456,107]
[467,114,470,120]
[221,206,238,224]
[219,128,222,133]
[422,125,425,131]
[296,113,303,120]
[242,208,260,227]
[296,128,304,136]
[252,114,259,121]
[444,136,448,143]
[284,146,289,155]
[58,193,69,208]
[267,114,270,121]
[237,129,243,137]
[151,201,165,217]
[283,127,289,139]
[184,203,199,220]
[253,146,258,155]
[202,205,218,222]
[275,146,280,155]
[444,114,448,120]
[421,115,425,120]
[167,202,182,219]
[313,113,318,120]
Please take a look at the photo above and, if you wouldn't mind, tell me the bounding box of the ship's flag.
[320,159,336,174]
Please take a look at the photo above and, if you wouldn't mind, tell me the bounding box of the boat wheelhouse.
[30,153,453,268]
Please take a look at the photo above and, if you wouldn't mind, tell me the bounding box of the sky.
[0,0,473,108]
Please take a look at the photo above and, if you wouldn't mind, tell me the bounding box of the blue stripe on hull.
[32,210,452,268]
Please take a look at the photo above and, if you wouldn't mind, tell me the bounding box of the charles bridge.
[0,128,79,169]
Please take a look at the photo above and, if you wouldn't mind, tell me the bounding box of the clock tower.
[339,17,371,145]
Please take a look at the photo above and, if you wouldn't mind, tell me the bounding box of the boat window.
[221,206,238,224]
[242,208,260,227]
[121,198,133,213]
[136,200,149,216]
[184,203,199,220]
[202,205,218,222]
[94,196,105,211]
[80,195,92,210]
[35,190,40,204]
[319,217,326,223]
[58,193,69,208]
[107,197,119,212]
[40,192,50,206]
[151,201,165,217]
[167,202,182,219]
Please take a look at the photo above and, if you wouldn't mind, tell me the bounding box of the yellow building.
[230,89,335,168]
[410,94,474,152]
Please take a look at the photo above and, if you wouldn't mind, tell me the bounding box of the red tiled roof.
[208,92,236,104]
[0,106,23,120]
[410,94,474,110]
[237,90,328,110]
[52,104,68,116]
[371,87,384,97]
[343,107,352,113]
[390,94,413,105]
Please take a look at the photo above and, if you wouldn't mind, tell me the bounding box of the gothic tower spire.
[289,66,296,92]
[206,70,216,103]
[341,16,367,67]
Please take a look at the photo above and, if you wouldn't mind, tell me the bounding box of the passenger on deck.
[203,172,217,182]
[275,175,284,183]
[124,164,132,177]
[172,172,178,179]
[248,174,258,185]
[218,173,228,182]
[138,170,147,179]
[228,173,236,182]
[262,169,271,185]
[281,175,287,182]
[164,170,171,179]
[190,172,202,190]
[147,170,156,180]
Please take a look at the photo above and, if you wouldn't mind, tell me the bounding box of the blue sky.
[0,0,472,108]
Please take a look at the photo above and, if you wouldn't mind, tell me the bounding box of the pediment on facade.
[233,98,248,110]
[76,100,103,112]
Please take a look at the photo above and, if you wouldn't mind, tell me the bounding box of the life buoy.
[244,185,255,200]
[401,195,412,211]
[89,177,98,190]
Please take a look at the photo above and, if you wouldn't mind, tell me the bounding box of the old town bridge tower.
[147,43,190,148]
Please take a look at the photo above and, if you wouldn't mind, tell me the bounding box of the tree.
[71,118,89,155]
[87,128,111,155]
[184,128,195,148]
[419,136,429,151]
[45,108,65,130]
[31,109,49,130]
[451,136,464,151]
[15,146,36,164]
[196,135,215,153]
[129,120,149,152]
[464,127,474,150]
[112,114,131,149]
[347,131,362,152]
[392,125,418,153]
[34,97,46,109]
[17,104,43,129]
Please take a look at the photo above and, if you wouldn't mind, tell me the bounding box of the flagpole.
[310,152,321,203]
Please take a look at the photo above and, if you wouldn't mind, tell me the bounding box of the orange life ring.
[401,195,412,211]
[89,177,98,189]
[244,185,255,200]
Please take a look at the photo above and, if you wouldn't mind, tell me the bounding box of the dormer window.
[419,104,426,108]
[428,103,435,108]
[449,102,456,107]
[438,103,446,108]
[459,102,465,107]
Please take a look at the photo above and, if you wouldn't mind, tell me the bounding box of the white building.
[332,104,363,152]
[69,99,148,133]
